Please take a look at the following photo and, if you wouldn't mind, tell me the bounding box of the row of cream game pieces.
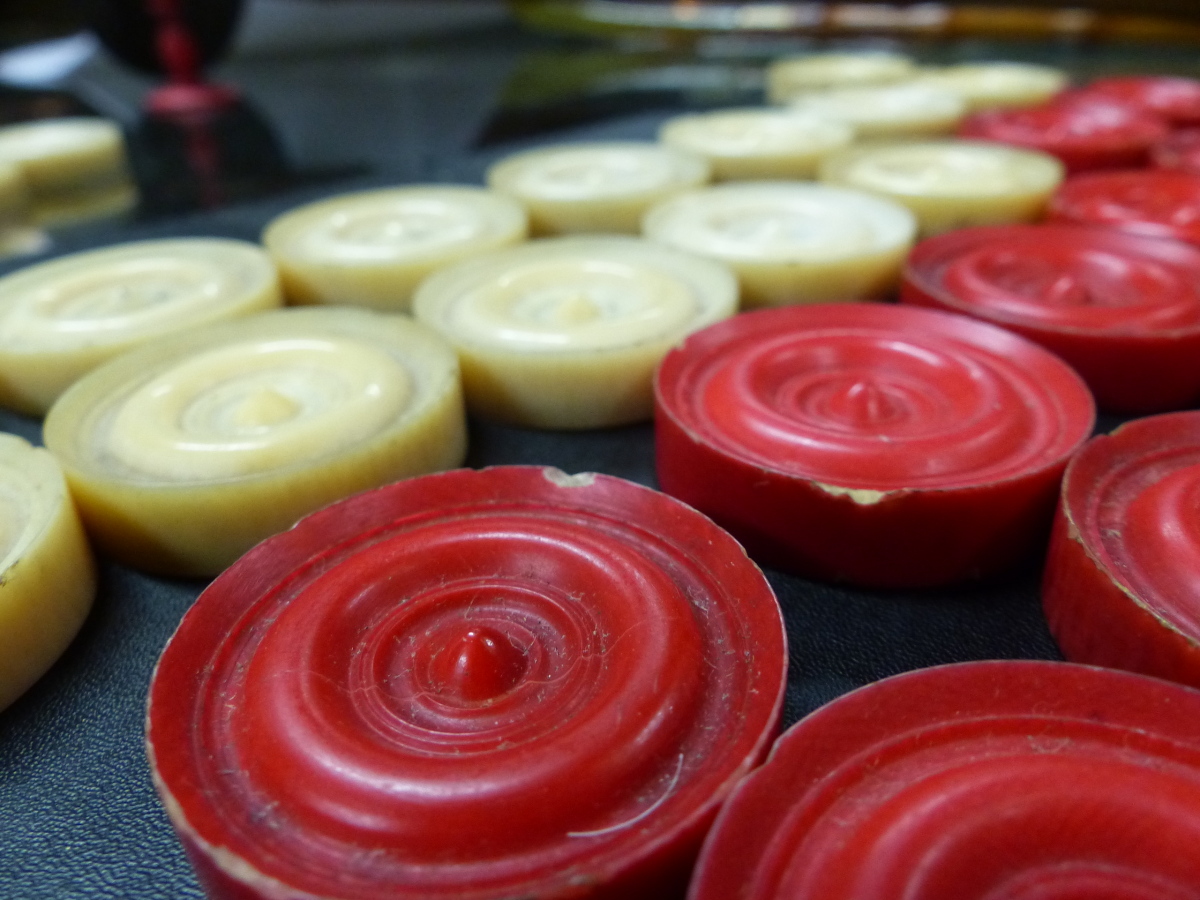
[0,136,1064,424]
[765,52,1067,109]
[0,117,136,254]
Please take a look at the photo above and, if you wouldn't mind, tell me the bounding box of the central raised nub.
[230,388,300,430]
[842,380,903,427]
[429,626,528,703]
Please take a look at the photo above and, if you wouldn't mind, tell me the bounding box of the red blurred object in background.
[1050,169,1200,247]
[1154,128,1200,175]
[1081,76,1200,127]
[959,94,1169,172]
[142,0,239,116]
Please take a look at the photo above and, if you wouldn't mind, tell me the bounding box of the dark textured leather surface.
[0,119,1072,900]
[0,412,1062,900]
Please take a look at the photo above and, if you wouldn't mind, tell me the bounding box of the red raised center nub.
[835,380,907,428]
[426,625,529,704]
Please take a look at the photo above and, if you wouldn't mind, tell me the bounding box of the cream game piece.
[413,236,737,428]
[643,182,916,308]
[766,51,916,103]
[0,118,135,226]
[913,62,1068,111]
[0,434,95,712]
[43,307,466,576]
[790,83,967,137]
[487,142,710,234]
[820,141,1065,236]
[263,186,528,311]
[0,238,282,415]
[659,108,855,180]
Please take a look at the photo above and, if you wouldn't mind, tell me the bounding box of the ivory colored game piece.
[790,83,967,138]
[413,236,737,428]
[43,307,466,576]
[643,182,915,307]
[0,238,282,415]
[765,51,915,103]
[659,108,855,180]
[0,118,135,226]
[487,142,710,235]
[0,434,95,712]
[263,186,528,311]
[914,62,1068,110]
[820,140,1064,236]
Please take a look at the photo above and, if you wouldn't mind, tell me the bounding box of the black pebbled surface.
[0,115,1066,900]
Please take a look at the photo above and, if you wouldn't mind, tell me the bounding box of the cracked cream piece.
[659,108,855,180]
[642,182,915,308]
[0,118,135,225]
[487,142,710,235]
[820,141,1065,236]
[43,307,466,576]
[0,238,282,415]
[766,52,916,103]
[913,62,1068,111]
[413,236,737,428]
[790,83,967,138]
[263,186,528,312]
[0,433,95,712]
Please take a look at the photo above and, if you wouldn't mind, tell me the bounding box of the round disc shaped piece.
[690,660,1200,900]
[959,98,1170,173]
[819,140,1064,236]
[1083,76,1200,127]
[658,108,854,181]
[655,303,1095,587]
[0,237,282,415]
[262,186,528,312]
[642,182,915,308]
[1152,128,1200,176]
[0,117,128,196]
[413,236,737,429]
[1043,411,1200,688]
[147,465,787,900]
[43,306,466,576]
[0,433,94,712]
[912,62,1068,111]
[765,51,915,103]
[903,224,1200,412]
[487,142,710,235]
[789,83,967,138]
[1049,170,1200,247]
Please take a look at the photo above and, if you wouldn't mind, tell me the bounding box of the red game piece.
[147,466,787,900]
[1050,169,1200,247]
[1153,128,1200,176]
[1083,76,1200,127]
[655,304,1094,588]
[690,660,1200,900]
[959,96,1169,172]
[1044,412,1200,689]
[903,224,1200,412]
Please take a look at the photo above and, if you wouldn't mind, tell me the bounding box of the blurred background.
[1,0,1199,222]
